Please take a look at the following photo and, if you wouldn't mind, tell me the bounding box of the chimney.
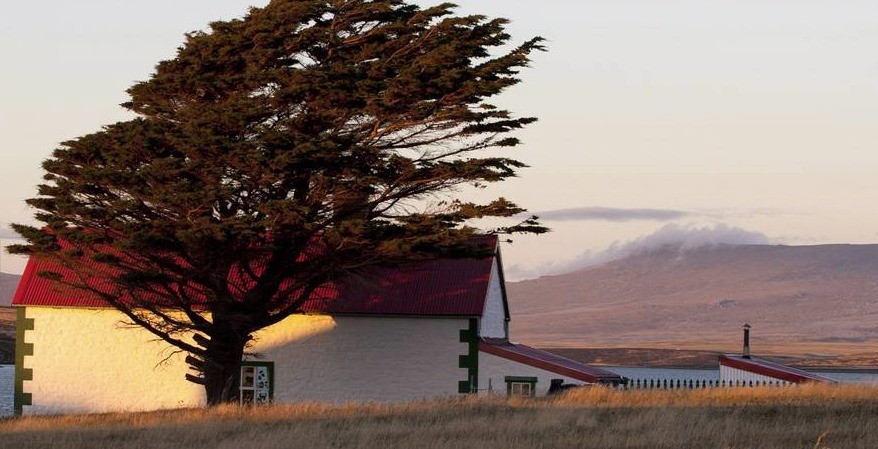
[742,323,751,359]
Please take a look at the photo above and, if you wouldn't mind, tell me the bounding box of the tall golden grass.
[2,384,877,449]
[554,382,878,407]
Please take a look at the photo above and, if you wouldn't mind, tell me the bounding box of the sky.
[1,1,877,279]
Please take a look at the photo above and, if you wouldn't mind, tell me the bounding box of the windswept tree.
[11,0,546,404]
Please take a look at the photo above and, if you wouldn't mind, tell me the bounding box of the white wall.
[20,307,472,414]
[250,315,470,403]
[478,351,587,397]
[719,364,791,386]
[478,259,507,339]
[22,307,205,415]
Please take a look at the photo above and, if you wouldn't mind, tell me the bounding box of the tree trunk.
[199,329,248,406]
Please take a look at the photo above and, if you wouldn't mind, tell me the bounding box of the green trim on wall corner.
[14,307,35,415]
[458,318,479,394]
[504,376,537,383]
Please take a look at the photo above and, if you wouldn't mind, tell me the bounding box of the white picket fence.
[619,378,791,389]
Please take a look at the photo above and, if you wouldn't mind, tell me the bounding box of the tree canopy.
[11,0,546,404]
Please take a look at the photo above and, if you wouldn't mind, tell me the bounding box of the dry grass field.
[2,385,877,449]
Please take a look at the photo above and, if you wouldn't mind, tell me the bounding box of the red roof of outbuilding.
[12,237,499,317]
[719,355,834,383]
[479,339,625,384]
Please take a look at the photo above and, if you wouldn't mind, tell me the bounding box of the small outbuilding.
[479,339,623,396]
[718,324,833,385]
[719,355,834,385]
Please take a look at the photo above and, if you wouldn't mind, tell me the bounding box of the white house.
[13,236,622,415]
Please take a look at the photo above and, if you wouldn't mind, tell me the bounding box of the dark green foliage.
[11,0,546,404]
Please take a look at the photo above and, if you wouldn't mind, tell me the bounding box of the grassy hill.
[508,244,878,365]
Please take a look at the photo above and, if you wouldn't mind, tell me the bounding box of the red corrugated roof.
[479,339,625,384]
[12,236,498,317]
[719,355,834,383]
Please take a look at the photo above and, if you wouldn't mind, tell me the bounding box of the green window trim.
[504,376,537,383]
[505,376,537,397]
[14,307,35,415]
[458,318,479,394]
[240,361,275,405]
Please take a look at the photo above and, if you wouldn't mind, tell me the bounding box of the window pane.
[241,390,255,405]
[255,366,268,389]
[509,382,535,397]
[241,366,255,388]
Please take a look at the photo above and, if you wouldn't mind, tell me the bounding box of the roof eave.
[719,355,834,383]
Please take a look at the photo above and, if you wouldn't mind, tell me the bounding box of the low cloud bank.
[607,223,770,255]
[506,223,771,280]
[535,207,688,222]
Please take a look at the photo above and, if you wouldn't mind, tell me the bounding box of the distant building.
[719,355,834,385]
[718,324,833,385]
[13,236,623,415]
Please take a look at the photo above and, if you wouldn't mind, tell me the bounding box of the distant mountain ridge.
[507,244,878,358]
[0,273,21,307]
[5,245,878,361]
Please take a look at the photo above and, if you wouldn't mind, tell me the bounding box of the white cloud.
[506,223,771,280]
[606,222,770,254]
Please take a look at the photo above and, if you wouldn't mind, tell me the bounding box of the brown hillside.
[507,244,878,362]
[0,307,13,364]
[0,273,21,307]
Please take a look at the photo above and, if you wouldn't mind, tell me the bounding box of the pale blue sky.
[1,1,877,278]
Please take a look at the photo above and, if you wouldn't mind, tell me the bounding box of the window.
[240,361,274,405]
[505,376,537,397]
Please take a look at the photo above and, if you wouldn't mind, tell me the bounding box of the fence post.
[608,377,800,390]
